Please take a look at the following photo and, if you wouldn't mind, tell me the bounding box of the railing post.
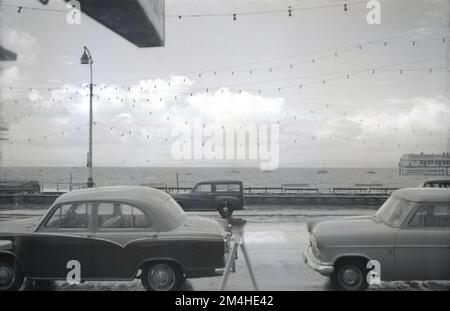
[69,173,73,191]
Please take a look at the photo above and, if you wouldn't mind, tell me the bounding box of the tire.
[31,280,55,290]
[0,259,24,291]
[218,203,234,218]
[331,258,369,291]
[141,262,184,291]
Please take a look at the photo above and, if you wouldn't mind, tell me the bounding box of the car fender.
[0,250,26,275]
[134,257,187,277]
[332,252,371,265]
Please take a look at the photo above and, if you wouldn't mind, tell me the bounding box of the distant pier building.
[399,153,450,176]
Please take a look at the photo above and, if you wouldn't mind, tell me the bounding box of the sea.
[0,167,439,191]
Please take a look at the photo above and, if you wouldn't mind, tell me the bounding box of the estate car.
[171,180,245,217]
[0,186,230,291]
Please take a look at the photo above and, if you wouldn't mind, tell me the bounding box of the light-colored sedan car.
[303,188,450,290]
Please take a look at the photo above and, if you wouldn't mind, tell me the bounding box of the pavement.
[0,205,449,291]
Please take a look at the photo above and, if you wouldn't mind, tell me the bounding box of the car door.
[394,203,450,280]
[190,183,213,210]
[28,202,93,280]
[214,183,243,207]
[92,202,157,280]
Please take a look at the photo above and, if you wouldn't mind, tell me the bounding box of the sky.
[0,0,449,168]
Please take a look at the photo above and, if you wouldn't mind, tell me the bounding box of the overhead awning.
[64,0,165,47]
[0,46,17,61]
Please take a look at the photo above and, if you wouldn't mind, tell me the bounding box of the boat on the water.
[366,168,376,174]
[229,163,240,174]
[317,166,329,174]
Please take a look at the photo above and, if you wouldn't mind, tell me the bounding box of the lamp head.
[80,50,90,64]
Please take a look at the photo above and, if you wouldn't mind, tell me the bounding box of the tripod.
[218,217,258,291]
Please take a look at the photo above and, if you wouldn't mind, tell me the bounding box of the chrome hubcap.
[148,264,176,291]
[339,265,362,289]
[0,264,14,289]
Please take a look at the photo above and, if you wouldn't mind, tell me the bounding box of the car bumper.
[303,245,334,277]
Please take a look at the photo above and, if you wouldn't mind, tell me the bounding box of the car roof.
[423,179,450,184]
[196,180,243,184]
[394,188,450,203]
[54,186,170,206]
[49,186,182,231]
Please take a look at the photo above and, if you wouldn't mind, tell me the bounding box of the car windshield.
[163,197,188,229]
[375,196,415,227]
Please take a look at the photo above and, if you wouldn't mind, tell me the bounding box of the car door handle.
[146,233,158,238]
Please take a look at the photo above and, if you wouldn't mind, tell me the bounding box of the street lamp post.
[80,47,95,188]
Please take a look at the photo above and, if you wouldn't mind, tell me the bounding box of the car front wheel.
[141,262,183,291]
[218,203,234,218]
[331,259,369,291]
[0,260,24,291]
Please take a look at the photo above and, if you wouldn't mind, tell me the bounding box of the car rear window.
[97,203,151,229]
[163,197,188,229]
[215,184,241,192]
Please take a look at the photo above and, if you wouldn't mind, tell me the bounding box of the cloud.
[2,72,289,165]
[360,96,449,133]
[0,28,39,65]
[186,87,284,123]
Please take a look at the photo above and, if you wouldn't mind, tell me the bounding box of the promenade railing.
[36,181,399,196]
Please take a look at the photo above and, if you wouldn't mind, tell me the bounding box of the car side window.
[97,203,151,229]
[45,203,91,229]
[193,184,212,193]
[215,184,240,192]
[409,204,450,228]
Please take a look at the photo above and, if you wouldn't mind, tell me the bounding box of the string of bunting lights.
[2,35,448,93]
[4,116,447,150]
[2,89,448,137]
[4,1,372,18]
[3,97,446,146]
[6,124,87,144]
[1,61,447,98]
[167,1,370,19]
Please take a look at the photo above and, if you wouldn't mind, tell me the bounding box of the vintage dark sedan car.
[0,186,230,291]
[304,188,450,290]
[171,180,245,217]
